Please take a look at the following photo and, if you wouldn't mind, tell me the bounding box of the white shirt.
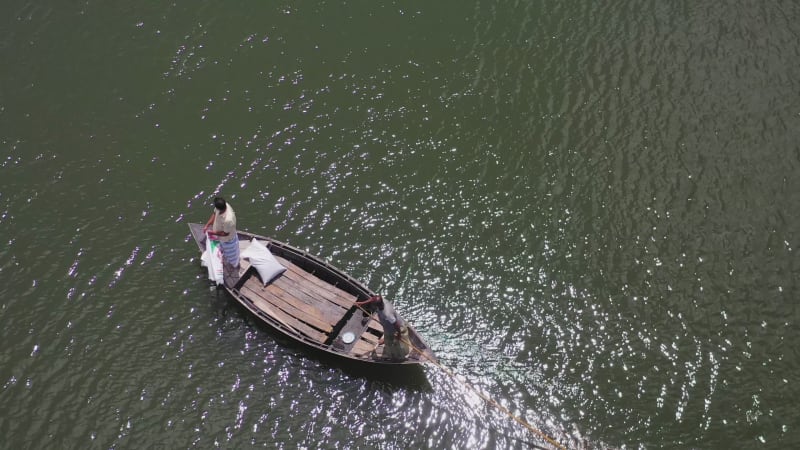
[212,204,237,243]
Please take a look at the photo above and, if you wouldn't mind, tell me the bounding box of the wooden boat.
[188,223,436,366]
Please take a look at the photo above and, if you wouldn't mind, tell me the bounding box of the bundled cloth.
[201,234,224,285]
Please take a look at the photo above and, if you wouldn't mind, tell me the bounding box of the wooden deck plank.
[269,276,349,324]
[352,339,376,355]
[271,270,354,318]
[271,269,342,307]
[242,289,333,335]
[239,259,251,273]
[359,330,380,345]
[278,266,355,310]
[253,298,327,343]
[240,279,334,333]
[240,285,328,344]
[366,317,383,335]
[261,283,336,328]
[261,290,334,332]
[274,255,359,309]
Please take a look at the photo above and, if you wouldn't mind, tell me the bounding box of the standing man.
[203,196,240,287]
[355,294,410,361]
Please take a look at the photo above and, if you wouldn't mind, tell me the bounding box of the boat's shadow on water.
[210,291,432,391]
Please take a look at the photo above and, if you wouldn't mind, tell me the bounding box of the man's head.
[213,197,227,212]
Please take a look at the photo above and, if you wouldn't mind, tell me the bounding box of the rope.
[406,340,566,450]
[352,302,566,450]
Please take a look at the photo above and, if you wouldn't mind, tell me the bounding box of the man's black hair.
[213,197,227,211]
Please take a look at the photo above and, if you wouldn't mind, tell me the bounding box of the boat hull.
[188,223,436,366]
